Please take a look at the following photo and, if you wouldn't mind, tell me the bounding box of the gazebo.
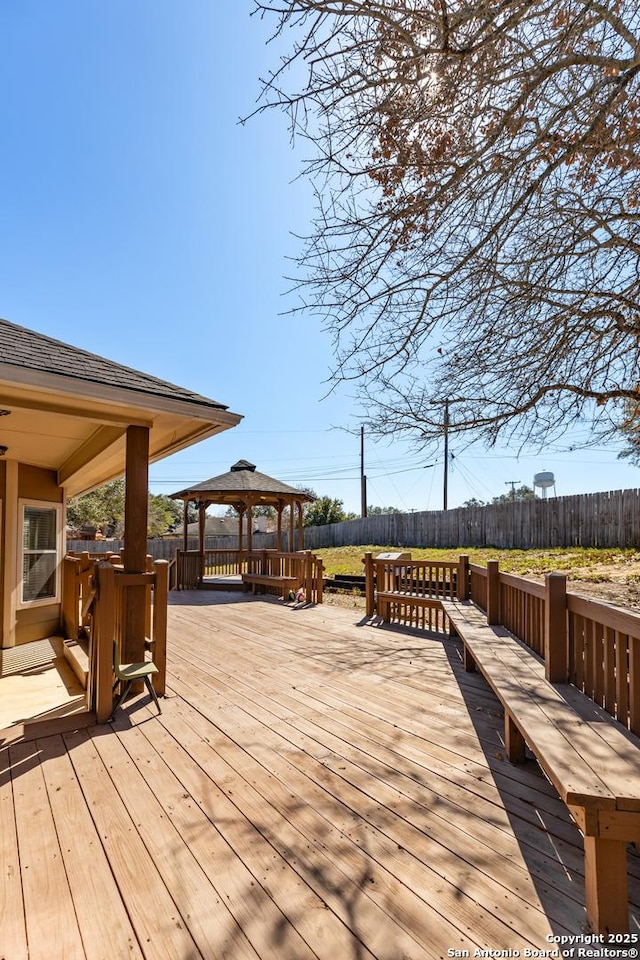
[171,459,315,560]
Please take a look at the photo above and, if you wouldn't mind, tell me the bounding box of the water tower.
[533,471,556,498]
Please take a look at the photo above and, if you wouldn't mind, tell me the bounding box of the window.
[20,501,62,605]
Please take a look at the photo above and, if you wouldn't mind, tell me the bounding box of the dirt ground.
[323,560,640,613]
[562,562,640,610]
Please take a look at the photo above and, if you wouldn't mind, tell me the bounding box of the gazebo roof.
[170,460,315,505]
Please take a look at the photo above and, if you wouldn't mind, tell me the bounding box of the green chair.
[108,642,162,721]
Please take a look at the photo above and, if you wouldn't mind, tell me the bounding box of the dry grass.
[319,544,640,578]
[317,545,640,611]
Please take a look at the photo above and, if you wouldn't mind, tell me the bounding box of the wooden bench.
[241,573,300,597]
[376,591,446,632]
[441,598,640,935]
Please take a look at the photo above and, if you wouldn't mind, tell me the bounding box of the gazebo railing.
[203,548,248,577]
[176,550,202,589]
[175,547,324,602]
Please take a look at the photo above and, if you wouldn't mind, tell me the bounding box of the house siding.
[3,463,64,646]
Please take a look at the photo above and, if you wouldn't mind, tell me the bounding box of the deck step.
[63,638,90,689]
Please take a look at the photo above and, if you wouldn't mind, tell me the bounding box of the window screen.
[22,506,59,602]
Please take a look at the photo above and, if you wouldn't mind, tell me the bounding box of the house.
[172,514,273,540]
[0,317,241,650]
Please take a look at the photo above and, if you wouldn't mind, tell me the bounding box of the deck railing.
[203,548,246,577]
[364,552,640,735]
[176,548,251,587]
[469,563,488,611]
[498,571,546,659]
[567,593,640,734]
[62,553,167,723]
[62,550,122,640]
[375,557,460,598]
[91,560,168,723]
[245,549,325,604]
[175,548,324,603]
[176,549,202,589]
[364,555,467,633]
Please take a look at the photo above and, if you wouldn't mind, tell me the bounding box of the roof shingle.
[0,317,228,410]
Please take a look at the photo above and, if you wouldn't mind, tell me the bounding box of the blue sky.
[1,1,638,515]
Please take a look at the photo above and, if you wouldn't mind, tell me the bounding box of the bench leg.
[463,646,476,672]
[584,836,628,934]
[505,713,526,764]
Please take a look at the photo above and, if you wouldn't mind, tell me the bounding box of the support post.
[152,560,168,697]
[247,501,254,556]
[316,556,324,604]
[198,502,206,583]
[288,500,294,552]
[123,425,149,665]
[62,556,80,640]
[93,562,116,723]
[298,501,304,550]
[584,836,629,934]
[505,713,526,763]
[486,559,500,626]
[458,554,470,601]
[237,505,244,573]
[2,459,18,648]
[463,646,476,673]
[361,425,367,519]
[182,498,189,551]
[443,399,449,511]
[304,550,312,603]
[545,572,568,682]
[364,553,375,618]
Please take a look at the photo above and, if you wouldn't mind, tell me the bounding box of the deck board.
[3,590,640,958]
[0,743,28,960]
[166,670,580,946]
[165,643,585,931]
[64,727,202,960]
[9,740,85,960]
[36,734,145,960]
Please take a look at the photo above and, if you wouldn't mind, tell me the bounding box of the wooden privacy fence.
[298,488,640,550]
[365,553,640,734]
[62,554,168,723]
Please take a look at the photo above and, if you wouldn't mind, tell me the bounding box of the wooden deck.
[2,591,639,959]
[0,637,86,730]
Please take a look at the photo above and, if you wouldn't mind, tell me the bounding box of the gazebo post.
[288,499,295,551]
[182,498,189,552]
[247,498,254,556]
[123,425,149,665]
[297,500,304,550]
[198,502,206,583]
[237,505,244,574]
[277,501,284,552]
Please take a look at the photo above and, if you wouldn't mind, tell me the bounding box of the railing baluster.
[629,634,640,735]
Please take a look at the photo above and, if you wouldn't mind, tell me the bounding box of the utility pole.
[505,480,520,501]
[360,425,367,518]
[443,399,449,511]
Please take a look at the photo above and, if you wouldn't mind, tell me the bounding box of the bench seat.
[241,573,300,597]
[441,598,640,935]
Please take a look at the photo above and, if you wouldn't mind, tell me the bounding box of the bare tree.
[253,1,640,449]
